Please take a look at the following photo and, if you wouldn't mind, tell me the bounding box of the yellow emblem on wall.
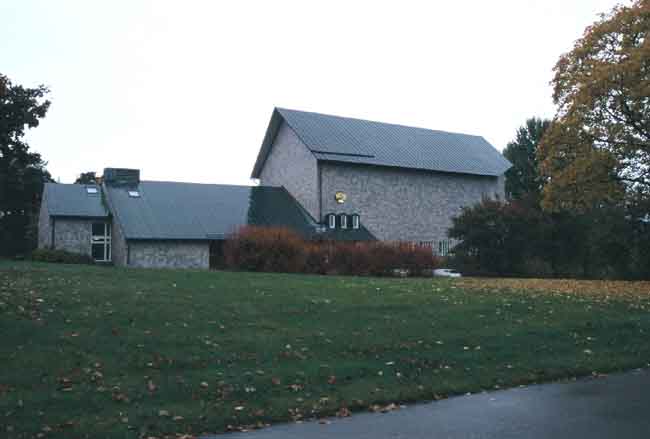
[335,191,347,204]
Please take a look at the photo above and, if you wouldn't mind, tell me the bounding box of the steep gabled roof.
[104,181,375,241]
[252,108,512,178]
[43,183,109,218]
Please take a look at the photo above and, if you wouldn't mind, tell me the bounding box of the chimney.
[103,168,140,186]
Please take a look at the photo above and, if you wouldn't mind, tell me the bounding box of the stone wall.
[111,220,128,266]
[37,190,51,248]
[127,241,209,269]
[102,181,127,266]
[320,162,505,243]
[52,218,94,255]
[258,122,319,219]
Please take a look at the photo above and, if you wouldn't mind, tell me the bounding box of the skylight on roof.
[86,187,98,194]
[128,190,140,198]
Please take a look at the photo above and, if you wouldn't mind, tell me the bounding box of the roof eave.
[50,214,110,219]
[125,237,213,242]
[314,157,510,178]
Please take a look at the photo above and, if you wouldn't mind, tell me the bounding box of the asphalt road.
[204,369,650,438]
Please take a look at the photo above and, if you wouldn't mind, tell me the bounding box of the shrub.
[223,227,438,276]
[31,248,95,265]
[223,226,307,273]
[303,243,331,275]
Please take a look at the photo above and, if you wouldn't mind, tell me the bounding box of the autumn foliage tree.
[539,0,650,211]
[450,113,650,278]
[450,2,650,279]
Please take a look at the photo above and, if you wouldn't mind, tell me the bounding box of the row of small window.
[418,239,453,257]
[324,213,360,230]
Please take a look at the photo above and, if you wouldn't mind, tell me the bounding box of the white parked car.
[433,268,462,278]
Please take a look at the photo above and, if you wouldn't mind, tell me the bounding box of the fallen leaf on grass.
[147,380,157,392]
[336,407,351,417]
[112,392,129,403]
[59,421,75,428]
[287,383,303,392]
[455,278,650,300]
[58,377,73,392]
[370,403,399,413]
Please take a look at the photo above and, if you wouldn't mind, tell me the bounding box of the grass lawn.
[2,262,650,438]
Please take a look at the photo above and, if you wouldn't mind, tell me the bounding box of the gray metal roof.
[104,181,374,241]
[252,108,512,178]
[44,183,109,218]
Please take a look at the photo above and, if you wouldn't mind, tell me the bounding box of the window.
[351,214,360,229]
[327,214,336,229]
[86,187,98,195]
[128,190,140,198]
[339,213,348,229]
[438,240,451,257]
[91,222,111,262]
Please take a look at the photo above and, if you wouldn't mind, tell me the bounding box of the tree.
[448,198,547,276]
[0,74,52,256]
[539,0,650,211]
[447,197,648,279]
[75,172,97,184]
[503,118,551,205]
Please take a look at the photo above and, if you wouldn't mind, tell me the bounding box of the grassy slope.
[1,261,650,438]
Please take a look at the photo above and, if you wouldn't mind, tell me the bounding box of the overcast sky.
[2,0,625,184]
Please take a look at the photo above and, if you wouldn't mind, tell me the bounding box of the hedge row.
[223,226,438,276]
[31,248,95,265]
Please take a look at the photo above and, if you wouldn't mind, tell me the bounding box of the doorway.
[209,240,226,270]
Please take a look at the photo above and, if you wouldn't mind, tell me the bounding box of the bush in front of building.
[223,226,438,276]
[322,241,435,276]
[31,248,95,265]
[223,226,307,273]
